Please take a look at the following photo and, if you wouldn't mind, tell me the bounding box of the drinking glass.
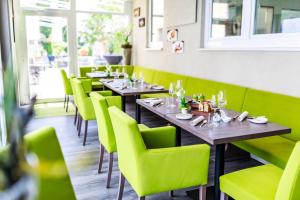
[218,91,227,109]
[132,73,136,82]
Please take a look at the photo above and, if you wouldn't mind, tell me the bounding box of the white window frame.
[147,0,164,49]
[204,0,300,50]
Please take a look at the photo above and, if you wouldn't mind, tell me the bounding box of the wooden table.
[86,72,123,79]
[136,98,291,200]
[100,79,169,121]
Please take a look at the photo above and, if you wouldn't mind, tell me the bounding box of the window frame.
[147,0,164,49]
[204,0,300,50]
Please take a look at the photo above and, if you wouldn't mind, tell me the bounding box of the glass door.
[25,15,69,100]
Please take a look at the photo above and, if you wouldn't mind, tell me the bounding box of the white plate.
[152,86,164,90]
[248,117,268,124]
[176,113,193,120]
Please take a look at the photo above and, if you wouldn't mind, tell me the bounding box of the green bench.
[79,65,297,168]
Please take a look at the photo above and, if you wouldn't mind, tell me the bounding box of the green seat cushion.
[92,81,103,89]
[141,93,170,99]
[242,89,300,141]
[152,71,187,89]
[220,164,282,200]
[138,124,149,130]
[233,136,295,168]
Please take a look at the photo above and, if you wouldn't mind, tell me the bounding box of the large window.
[205,0,300,49]
[148,0,164,48]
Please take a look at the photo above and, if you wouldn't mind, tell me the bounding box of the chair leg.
[66,95,69,112]
[199,185,206,200]
[169,191,174,197]
[74,106,78,125]
[64,95,66,108]
[83,120,88,146]
[221,192,228,200]
[117,172,125,200]
[78,116,82,137]
[98,144,105,173]
[106,153,114,188]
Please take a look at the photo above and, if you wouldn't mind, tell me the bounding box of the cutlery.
[232,115,240,121]
[200,120,207,127]
[154,102,164,107]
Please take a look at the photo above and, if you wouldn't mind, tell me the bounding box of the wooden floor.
[26,100,261,200]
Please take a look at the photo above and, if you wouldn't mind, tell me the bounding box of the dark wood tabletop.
[136,98,291,145]
[100,79,169,96]
[86,72,124,79]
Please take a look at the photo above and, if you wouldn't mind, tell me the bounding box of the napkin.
[220,110,232,123]
[238,111,249,122]
[190,116,205,126]
[149,99,163,107]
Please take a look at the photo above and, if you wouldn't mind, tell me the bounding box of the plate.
[248,117,268,124]
[176,113,193,120]
[152,86,164,90]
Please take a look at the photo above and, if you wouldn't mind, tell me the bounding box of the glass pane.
[254,0,300,34]
[20,0,70,10]
[150,0,164,44]
[76,0,125,13]
[26,16,69,99]
[77,13,129,66]
[211,0,243,39]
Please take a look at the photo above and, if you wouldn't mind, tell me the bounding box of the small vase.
[123,48,132,65]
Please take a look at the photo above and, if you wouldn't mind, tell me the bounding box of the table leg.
[122,96,126,112]
[135,95,141,123]
[175,126,181,146]
[214,144,225,200]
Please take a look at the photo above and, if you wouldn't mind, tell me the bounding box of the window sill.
[196,47,300,52]
[144,48,163,51]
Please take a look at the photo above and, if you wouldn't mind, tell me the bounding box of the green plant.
[40,26,53,56]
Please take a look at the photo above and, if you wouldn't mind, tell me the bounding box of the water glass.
[168,83,176,107]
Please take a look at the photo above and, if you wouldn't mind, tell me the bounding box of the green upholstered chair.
[108,106,210,200]
[70,77,92,133]
[90,92,150,188]
[60,69,73,112]
[25,127,76,200]
[220,141,300,200]
[73,78,112,146]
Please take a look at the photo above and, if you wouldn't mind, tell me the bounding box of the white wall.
[132,0,300,97]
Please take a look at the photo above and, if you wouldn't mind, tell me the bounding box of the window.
[205,0,300,49]
[77,13,129,66]
[76,0,125,13]
[20,0,70,10]
[148,0,164,48]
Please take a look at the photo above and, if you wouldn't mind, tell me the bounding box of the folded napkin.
[220,110,232,123]
[190,116,205,126]
[238,111,249,122]
[149,99,163,107]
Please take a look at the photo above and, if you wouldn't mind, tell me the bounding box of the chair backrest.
[60,69,72,95]
[73,79,95,120]
[25,127,76,200]
[90,92,121,153]
[275,141,300,200]
[108,106,146,177]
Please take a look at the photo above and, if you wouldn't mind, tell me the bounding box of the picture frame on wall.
[134,7,141,17]
[139,18,146,28]
[167,29,178,42]
[172,41,184,54]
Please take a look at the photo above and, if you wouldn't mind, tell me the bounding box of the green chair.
[73,78,112,146]
[220,141,300,200]
[60,69,73,112]
[25,127,76,200]
[70,77,92,133]
[90,92,150,188]
[108,106,210,200]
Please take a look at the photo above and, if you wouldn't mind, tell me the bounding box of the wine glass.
[218,91,227,109]
[168,83,176,107]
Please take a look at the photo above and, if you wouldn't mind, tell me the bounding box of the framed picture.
[139,18,146,28]
[134,7,141,17]
[167,29,178,42]
[172,41,184,54]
